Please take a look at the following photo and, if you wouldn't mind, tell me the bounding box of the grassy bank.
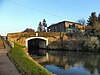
[8,43,52,75]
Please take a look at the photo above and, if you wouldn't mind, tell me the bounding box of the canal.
[33,50,100,75]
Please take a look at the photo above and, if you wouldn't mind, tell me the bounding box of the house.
[47,21,85,33]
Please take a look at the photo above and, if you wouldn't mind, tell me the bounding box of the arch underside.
[26,37,48,48]
[26,37,48,55]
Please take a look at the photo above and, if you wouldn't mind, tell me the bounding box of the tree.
[86,12,100,36]
[42,19,47,32]
[37,22,43,32]
[98,13,100,23]
[94,13,100,36]
[87,12,98,27]
[37,19,48,32]
[43,19,47,27]
[77,18,86,25]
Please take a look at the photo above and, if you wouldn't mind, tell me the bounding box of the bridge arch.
[26,37,48,49]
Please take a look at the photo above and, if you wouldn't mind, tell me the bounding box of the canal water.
[33,51,100,75]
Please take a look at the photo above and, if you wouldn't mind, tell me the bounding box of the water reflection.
[33,51,100,75]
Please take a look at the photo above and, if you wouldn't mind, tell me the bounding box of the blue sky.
[0,0,100,35]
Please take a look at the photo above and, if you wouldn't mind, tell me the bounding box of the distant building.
[47,21,85,33]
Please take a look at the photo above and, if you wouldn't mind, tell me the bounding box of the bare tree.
[77,18,86,25]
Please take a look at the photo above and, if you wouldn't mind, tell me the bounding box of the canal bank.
[8,43,52,75]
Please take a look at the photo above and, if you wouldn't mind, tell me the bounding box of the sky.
[0,0,100,35]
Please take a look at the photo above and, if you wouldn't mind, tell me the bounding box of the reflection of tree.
[84,63,95,74]
[97,66,100,74]
[47,52,83,69]
[96,55,100,73]
[83,54,100,74]
[57,54,64,69]
[37,51,100,74]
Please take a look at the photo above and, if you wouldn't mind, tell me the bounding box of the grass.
[8,43,52,75]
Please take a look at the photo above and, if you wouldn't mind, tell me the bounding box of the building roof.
[48,21,83,28]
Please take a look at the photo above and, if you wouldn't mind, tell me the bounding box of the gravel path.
[0,41,20,75]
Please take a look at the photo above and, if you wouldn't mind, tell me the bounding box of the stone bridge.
[7,32,68,55]
[7,32,68,48]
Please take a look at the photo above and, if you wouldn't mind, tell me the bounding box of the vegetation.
[23,28,35,32]
[86,12,100,37]
[48,39,83,51]
[37,22,43,32]
[37,19,47,32]
[77,18,86,25]
[0,36,3,40]
[8,43,52,75]
[0,37,5,49]
[83,12,100,51]
[0,41,5,49]
[82,37,100,51]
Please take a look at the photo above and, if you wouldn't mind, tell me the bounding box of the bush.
[82,37,100,51]
[48,41,62,49]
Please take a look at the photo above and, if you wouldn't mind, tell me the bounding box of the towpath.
[0,41,20,75]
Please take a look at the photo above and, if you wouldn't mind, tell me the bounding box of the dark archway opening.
[28,39,46,55]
